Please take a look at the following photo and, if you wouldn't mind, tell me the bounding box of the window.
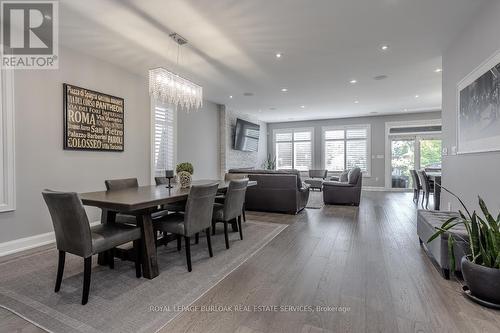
[323,125,370,174]
[0,68,15,212]
[274,128,313,171]
[151,102,176,179]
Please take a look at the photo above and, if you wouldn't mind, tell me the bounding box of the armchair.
[323,167,362,206]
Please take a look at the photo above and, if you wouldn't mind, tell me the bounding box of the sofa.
[417,210,468,279]
[322,167,362,206]
[228,169,310,214]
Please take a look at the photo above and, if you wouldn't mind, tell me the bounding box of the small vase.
[178,171,192,188]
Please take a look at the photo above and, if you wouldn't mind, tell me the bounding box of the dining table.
[425,171,442,210]
[80,179,256,279]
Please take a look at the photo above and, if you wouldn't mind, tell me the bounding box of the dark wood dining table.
[80,179,256,279]
[426,171,442,210]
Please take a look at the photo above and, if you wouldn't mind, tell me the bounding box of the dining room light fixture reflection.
[149,67,203,112]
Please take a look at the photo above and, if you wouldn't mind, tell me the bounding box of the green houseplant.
[176,162,194,188]
[262,154,276,170]
[428,186,500,306]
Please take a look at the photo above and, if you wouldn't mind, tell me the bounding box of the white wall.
[0,46,150,243]
[442,0,500,212]
[177,101,220,180]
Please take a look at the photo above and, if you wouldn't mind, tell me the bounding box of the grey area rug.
[306,191,324,209]
[0,221,286,333]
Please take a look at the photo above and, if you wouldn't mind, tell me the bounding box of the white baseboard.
[0,221,100,257]
[362,186,387,192]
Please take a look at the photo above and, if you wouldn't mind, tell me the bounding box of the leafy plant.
[176,162,194,175]
[428,185,500,271]
[261,154,276,170]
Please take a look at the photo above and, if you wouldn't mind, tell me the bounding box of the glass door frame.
[384,120,442,190]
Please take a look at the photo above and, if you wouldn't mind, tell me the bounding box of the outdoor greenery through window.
[274,129,313,171]
[323,126,369,173]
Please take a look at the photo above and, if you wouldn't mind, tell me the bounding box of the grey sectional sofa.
[228,169,310,214]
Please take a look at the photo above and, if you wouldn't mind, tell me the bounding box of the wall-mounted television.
[233,118,260,152]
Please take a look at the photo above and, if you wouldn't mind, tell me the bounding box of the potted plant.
[176,162,194,188]
[428,186,500,307]
[262,154,276,170]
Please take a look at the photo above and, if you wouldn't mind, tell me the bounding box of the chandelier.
[149,67,203,111]
[148,33,203,112]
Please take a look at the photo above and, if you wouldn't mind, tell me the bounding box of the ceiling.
[59,0,486,122]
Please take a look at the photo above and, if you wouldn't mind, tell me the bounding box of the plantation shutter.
[154,106,174,176]
[346,128,368,171]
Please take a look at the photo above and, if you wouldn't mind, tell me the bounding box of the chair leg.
[177,235,182,251]
[55,250,65,292]
[242,203,246,222]
[223,221,230,249]
[108,249,114,269]
[425,193,430,209]
[238,216,243,240]
[82,257,92,305]
[421,192,425,208]
[206,227,213,257]
[133,240,142,278]
[184,236,192,272]
[195,233,199,244]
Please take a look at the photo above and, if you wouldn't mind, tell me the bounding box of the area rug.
[0,221,287,333]
[306,191,324,209]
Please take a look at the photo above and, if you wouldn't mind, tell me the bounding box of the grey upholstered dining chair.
[410,170,422,203]
[154,183,219,272]
[42,190,142,305]
[212,179,249,249]
[216,173,249,222]
[417,170,433,209]
[155,177,186,213]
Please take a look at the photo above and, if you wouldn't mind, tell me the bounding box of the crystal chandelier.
[149,67,203,111]
[148,33,203,112]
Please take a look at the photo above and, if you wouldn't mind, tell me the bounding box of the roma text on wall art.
[458,51,500,154]
[63,84,124,151]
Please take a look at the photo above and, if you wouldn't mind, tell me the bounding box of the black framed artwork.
[63,83,124,151]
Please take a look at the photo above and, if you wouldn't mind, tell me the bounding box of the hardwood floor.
[2,191,500,332]
[161,191,500,333]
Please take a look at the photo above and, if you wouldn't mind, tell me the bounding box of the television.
[233,118,260,152]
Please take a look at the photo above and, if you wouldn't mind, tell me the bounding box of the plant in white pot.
[428,186,500,307]
[176,162,194,188]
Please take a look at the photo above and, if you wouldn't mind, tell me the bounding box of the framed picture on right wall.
[457,50,500,154]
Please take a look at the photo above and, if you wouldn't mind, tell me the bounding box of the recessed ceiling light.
[380,45,390,51]
[258,109,262,113]
[403,108,408,112]
[373,75,388,80]
[275,53,282,58]
[229,95,233,99]
[434,68,443,73]
[300,105,306,109]
[350,79,357,84]
[281,88,288,92]
[414,94,420,98]
[354,100,360,104]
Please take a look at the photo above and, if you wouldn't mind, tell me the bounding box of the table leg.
[97,209,116,266]
[434,176,441,211]
[137,214,159,279]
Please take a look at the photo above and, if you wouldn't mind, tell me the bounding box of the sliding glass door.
[389,136,442,189]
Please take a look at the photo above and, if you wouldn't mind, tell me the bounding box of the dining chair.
[216,173,248,222]
[153,183,219,272]
[42,190,142,305]
[212,179,249,249]
[417,170,432,209]
[155,177,186,213]
[410,170,422,203]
